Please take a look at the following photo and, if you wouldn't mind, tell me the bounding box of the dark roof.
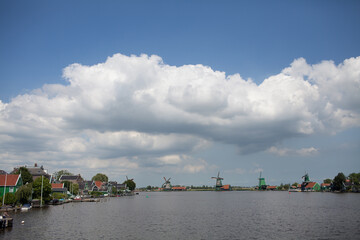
[59,175,81,181]
[116,184,126,188]
[27,167,49,177]
[0,170,7,175]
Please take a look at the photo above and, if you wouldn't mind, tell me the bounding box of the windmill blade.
[164,177,167,181]
[126,176,129,180]
[168,178,171,181]
[217,172,220,178]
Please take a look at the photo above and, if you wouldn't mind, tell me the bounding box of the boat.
[21,203,32,211]
[0,213,13,228]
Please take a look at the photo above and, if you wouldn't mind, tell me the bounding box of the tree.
[12,167,33,184]
[15,183,33,204]
[332,172,346,192]
[92,173,108,182]
[348,173,360,185]
[32,177,52,201]
[112,186,117,195]
[54,170,72,181]
[4,192,16,205]
[323,179,332,184]
[123,179,136,191]
[62,181,79,195]
[292,182,299,187]
[283,184,290,191]
[146,185,152,190]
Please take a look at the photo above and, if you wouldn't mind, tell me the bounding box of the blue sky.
[0,1,359,187]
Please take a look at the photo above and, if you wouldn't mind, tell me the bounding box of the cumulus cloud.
[0,53,359,175]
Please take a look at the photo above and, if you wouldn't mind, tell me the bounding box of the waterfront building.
[0,174,23,198]
[303,182,320,192]
[26,163,51,181]
[59,174,84,185]
[51,183,67,195]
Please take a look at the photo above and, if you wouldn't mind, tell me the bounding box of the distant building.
[26,163,51,181]
[59,174,84,184]
[303,182,320,192]
[0,174,23,198]
[267,186,277,191]
[51,183,67,195]
[321,183,331,191]
[172,186,187,191]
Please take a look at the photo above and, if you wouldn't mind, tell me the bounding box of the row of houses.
[0,163,128,199]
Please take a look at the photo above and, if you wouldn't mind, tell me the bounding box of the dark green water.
[2,191,360,239]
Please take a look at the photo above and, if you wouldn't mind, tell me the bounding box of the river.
[1,191,359,239]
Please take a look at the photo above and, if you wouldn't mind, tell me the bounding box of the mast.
[2,173,7,205]
[40,175,43,207]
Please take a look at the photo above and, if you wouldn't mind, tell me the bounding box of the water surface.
[2,191,359,239]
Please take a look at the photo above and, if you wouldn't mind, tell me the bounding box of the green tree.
[283,184,290,191]
[332,172,346,192]
[12,167,33,184]
[292,182,299,187]
[123,179,136,191]
[62,181,79,195]
[92,173,108,182]
[4,192,16,205]
[15,184,33,204]
[323,179,332,184]
[348,173,360,185]
[146,185,152,190]
[112,186,117,195]
[52,192,66,200]
[54,170,72,181]
[32,177,52,201]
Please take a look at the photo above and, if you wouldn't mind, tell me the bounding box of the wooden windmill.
[162,177,172,191]
[211,172,224,191]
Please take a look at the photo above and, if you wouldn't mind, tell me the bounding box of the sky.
[0,0,359,187]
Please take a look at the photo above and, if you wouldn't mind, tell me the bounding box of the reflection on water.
[2,191,360,239]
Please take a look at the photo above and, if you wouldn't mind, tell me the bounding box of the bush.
[15,184,33,204]
[4,192,16,205]
[52,192,66,199]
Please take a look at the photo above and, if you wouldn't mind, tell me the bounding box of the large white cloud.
[0,53,359,175]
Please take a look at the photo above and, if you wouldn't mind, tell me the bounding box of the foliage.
[4,192,16,205]
[292,182,299,187]
[13,167,33,184]
[111,186,117,195]
[90,191,103,197]
[62,181,79,195]
[323,179,332,184]
[54,169,72,181]
[92,173,108,182]
[123,179,136,191]
[332,172,346,192]
[146,185,152,190]
[348,173,360,185]
[32,176,52,201]
[283,184,290,191]
[15,183,33,204]
[52,192,66,199]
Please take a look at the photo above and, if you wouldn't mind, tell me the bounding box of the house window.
[9,187,14,193]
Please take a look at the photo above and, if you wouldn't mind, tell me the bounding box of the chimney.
[34,163,38,167]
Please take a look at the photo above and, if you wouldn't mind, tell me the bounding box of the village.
[1,163,359,218]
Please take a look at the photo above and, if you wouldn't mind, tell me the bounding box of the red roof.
[172,186,186,190]
[52,183,64,189]
[305,182,318,188]
[221,185,231,190]
[321,183,331,187]
[267,186,277,189]
[0,174,21,186]
[94,181,103,189]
